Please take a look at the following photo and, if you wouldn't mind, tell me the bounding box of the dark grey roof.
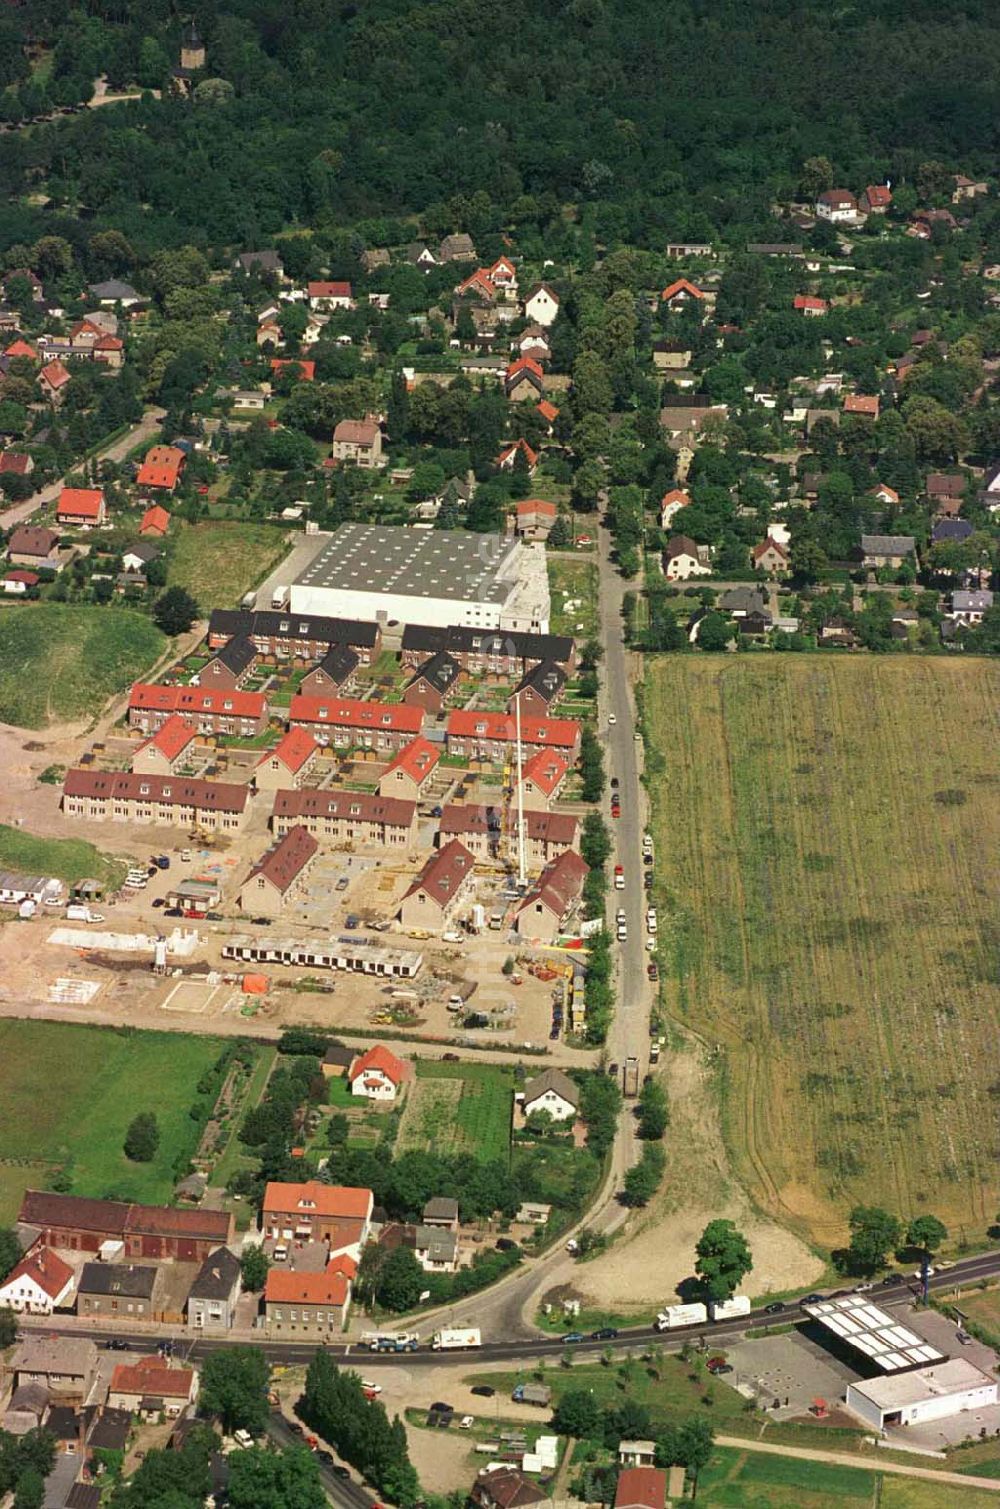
[87,1407,131,1451]
[88,280,140,302]
[66,1486,101,1509]
[209,608,379,649]
[861,534,916,555]
[514,659,565,703]
[323,1042,354,1068]
[211,634,257,676]
[188,1246,241,1302]
[238,250,282,275]
[78,1262,156,1299]
[931,518,973,542]
[423,1196,459,1221]
[410,650,462,696]
[312,644,360,685]
[720,587,766,616]
[400,624,574,666]
[123,541,162,564]
[46,1404,79,1440]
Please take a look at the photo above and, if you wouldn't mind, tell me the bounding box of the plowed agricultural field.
[645,656,1000,1246]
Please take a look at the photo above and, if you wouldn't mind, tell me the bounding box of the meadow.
[645,656,1000,1247]
[0,605,164,727]
[167,521,287,608]
[0,1020,227,1219]
[0,823,127,889]
[395,1061,513,1162]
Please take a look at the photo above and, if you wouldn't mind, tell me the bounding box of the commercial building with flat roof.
[290,524,550,633]
[846,1359,998,1430]
[802,1295,946,1373]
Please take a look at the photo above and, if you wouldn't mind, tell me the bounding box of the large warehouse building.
[846,1359,998,1431]
[288,524,550,633]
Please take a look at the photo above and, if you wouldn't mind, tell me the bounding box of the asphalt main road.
[267,1408,376,1509]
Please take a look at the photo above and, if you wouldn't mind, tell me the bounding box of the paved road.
[267,1408,376,1508]
[21,1250,1000,1366]
[0,407,166,532]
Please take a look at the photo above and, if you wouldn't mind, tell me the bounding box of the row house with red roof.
[18,1189,234,1261]
[128,683,269,737]
[377,736,441,801]
[445,708,581,764]
[289,694,423,751]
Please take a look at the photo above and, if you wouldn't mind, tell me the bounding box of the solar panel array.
[802,1296,946,1373]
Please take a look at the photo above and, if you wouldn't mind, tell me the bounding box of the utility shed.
[846,1359,998,1430]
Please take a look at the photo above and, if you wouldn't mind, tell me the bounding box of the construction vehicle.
[622,1056,640,1097]
[360,1331,420,1352]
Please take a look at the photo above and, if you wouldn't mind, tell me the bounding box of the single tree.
[123,1111,160,1163]
[907,1215,948,1259]
[375,1245,425,1312]
[199,1346,271,1434]
[637,1078,669,1140]
[0,1226,22,1281]
[695,1219,753,1302]
[676,1416,715,1501]
[552,1388,602,1439]
[846,1205,903,1275]
[240,1243,269,1292]
[154,585,200,636]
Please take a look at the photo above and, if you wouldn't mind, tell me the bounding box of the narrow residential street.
[0,406,166,532]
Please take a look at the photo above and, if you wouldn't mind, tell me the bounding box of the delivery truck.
[622,1056,640,1098]
[655,1302,708,1331]
[66,904,105,923]
[431,1327,481,1350]
[709,1295,751,1321]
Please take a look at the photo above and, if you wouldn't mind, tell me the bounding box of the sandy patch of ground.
[573,1035,825,1311]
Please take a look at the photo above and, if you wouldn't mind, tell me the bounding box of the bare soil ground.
[568,1034,824,1310]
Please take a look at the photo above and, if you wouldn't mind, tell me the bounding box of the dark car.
[164,906,183,917]
[431,805,443,818]
[706,1360,733,1375]
[591,1327,619,1340]
[549,1026,560,1039]
[287,1422,304,1436]
[471,1385,495,1398]
[345,914,360,929]
[882,1272,902,1285]
[205,911,223,921]
[763,1302,785,1314]
[647,962,659,981]
[610,777,619,788]
[317,1450,334,1466]
[429,1402,454,1414]
[802,1293,824,1304]
[608,1062,619,1076]
[442,1052,460,1062]
[251,916,272,926]
[103,1339,129,1350]
[331,1465,351,1479]
[152,897,166,908]
[643,853,653,866]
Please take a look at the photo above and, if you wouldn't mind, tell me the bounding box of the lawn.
[167,521,287,609]
[0,824,127,889]
[947,1286,1000,1348]
[0,605,164,728]
[696,1446,876,1507]
[644,656,1000,1248]
[0,1021,228,1218]
[395,1061,513,1162]
[548,556,598,642]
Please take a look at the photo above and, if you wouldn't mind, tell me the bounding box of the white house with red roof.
[661,277,707,308]
[0,1247,75,1314]
[348,1044,414,1102]
[496,438,538,473]
[793,294,828,317]
[815,188,858,222]
[56,486,106,527]
[659,488,691,529]
[519,750,569,810]
[307,281,353,310]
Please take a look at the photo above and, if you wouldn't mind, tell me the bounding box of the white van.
[233,1429,254,1449]
[272,1244,288,1262]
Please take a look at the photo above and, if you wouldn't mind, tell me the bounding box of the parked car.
[164,907,183,918]
[564,1332,584,1343]
[345,914,360,929]
[103,1339,129,1350]
[335,876,350,891]
[471,1385,495,1398]
[591,1327,619,1340]
[763,1302,785,1314]
[706,1360,733,1375]
[152,897,166,908]
[802,1293,824,1304]
[881,1272,902,1285]
[331,1465,351,1479]
[647,962,658,981]
[429,1402,454,1414]
[251,916,273,926]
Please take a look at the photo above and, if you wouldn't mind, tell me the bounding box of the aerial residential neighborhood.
[0,3,998,1508]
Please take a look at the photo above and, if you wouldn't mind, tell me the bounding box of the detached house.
[752,537,789,575]
[514,849,589,942]
[56,487,106,527]
[399,839,476,931]
[332,418,383,468]
[660,277,707,308]
[662,534,711,581]
[843,393,879,420]
[496,438,538,473]
[523,283,560,327]
[861,534,916,570]
[521,1067,579,1123]
[262,1180,373,1247]
[659,488,691,529]
[136,445,185,495]
[860,184,892,214]
[815,188,858,221]
[307,281,353,310]
[348,1044,413,1102]
[793,294,828,317]
[516,498,558,539]
[0,1248,75,1315]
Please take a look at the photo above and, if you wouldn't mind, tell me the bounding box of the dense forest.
[2,0,1000,250]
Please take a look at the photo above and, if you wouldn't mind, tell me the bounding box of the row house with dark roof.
[62,770,251,833]
[207,608,381,663]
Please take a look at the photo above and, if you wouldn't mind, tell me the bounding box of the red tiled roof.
[94,335,124,351]
[864,184,892,207]
[0,452,31,474]
[447,708,580,751]
[141,715,199,762]
[140,505,171,534]
[818,188,856,207]
[5,569,39,586]
[129,683,267,720]
[307,281,352,299]
[536,400,559,423]
[660,488,691,510]
[520,749,569,796]
[516,498,557,518]
[843,394,879,417]
[0,1247,74,1301]
[290,694,423,734]
[57,487,103,519]
[270,358,316,381]
[136,446,185,491]
[263,1180,373,1220]
[111,1357,194,1399]
[457,269,496,298]
[40,359,71,390]
[245,825,318,896]
[496,438,538,468]
[349,1044,413,1086]
[506,357,544,381]
[127,1203,231,1240]
[382,736,441,785]
[614,1468,667,1509]
[265,1267,350,1306]
[517,849,588,921]
[333,418,379,445]
[752,536,788,562]
[793,295,828,313]
[258,726,318,775]
[5,338,37,360]
[661,277,705,302]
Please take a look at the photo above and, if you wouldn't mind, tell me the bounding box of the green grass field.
[0,823,127,889]
[396,1061,513,1162]
[645,656,1000,1247]
[696,1446,876,1507]
[168,522,287,609]
[0,605,164,728]
[0,1021,227,1218]
[548,556,598,642]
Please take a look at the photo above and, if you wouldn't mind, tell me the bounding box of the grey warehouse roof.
[294,524,521,605]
